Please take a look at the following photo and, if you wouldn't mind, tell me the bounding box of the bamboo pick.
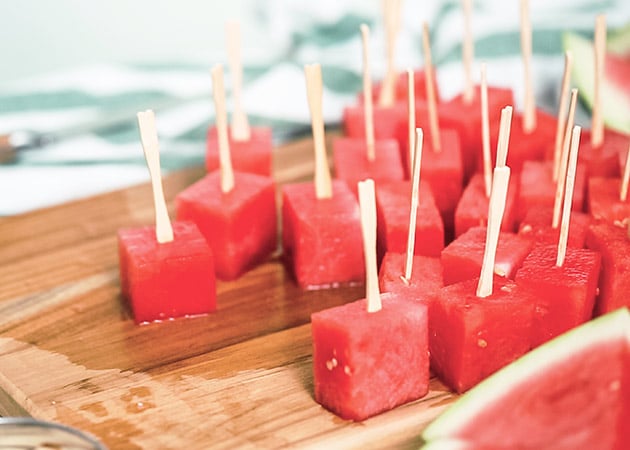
[358,179,381,313]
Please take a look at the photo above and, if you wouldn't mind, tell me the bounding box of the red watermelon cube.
[428,275,535,393]
[587,177,630,226]
[375,181,444,258]
[578,128,629,178]
[366,69,440,104]
[518,207,591,249]
[515,245,601,347]
[206,126,273,176]
[378,252,443,298]
[175,171,277,280]
[282,180,364,289]
[311,293,429,421]
[343,103,406,142]
[441,226,533,286]
[118,221,216,324]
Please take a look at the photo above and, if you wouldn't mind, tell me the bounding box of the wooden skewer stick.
[620,143,630,202]
[480,63,492,197]
[361,24,376,162]
[556,126,582,267]
[358,179,382,313]
[407,68,416,177]
[462,0,475,104]
[476,106,512,298]
[520,0,536,133]
[226,21,251,141]
[552,51,573,182]
[211,64,235,193]
[422,22,442,153]
[378,0,401,107]
[592,14,606,148]
[304,63,333,199]
[552,88,579,229]
[403,128,425,283]
[137,110,174,244]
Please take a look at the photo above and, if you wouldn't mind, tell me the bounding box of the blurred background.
[0,0,628,214]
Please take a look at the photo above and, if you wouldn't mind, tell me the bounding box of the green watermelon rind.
[421,308,630,444]
[562,32,630,134]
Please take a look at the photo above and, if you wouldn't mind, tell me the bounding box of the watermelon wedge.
[421,308,630,449]
[563,31,630,134]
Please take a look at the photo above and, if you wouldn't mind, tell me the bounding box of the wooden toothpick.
[407,68,416,177]
[620,143,630,202]
[480,63,492,197]
[553,51,573,182]
[137,110,174,244]
[592,14,606,148]
[462,0,475,104]
[361,24,376,162]
[304,63,333,199]
[520,0,536,133]
[211,64,235,193]
[422,22,442,153]
[358,179,382,313]
[552,88,579,229]
[556,126,582,267]
[476,106,513,298]
[226,21,251,141]
[378,0,401,107]
[403,128,424,283]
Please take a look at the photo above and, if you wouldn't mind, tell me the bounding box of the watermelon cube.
[518,207,591,249]
[378,252,443,298]
[515,245,601,347]
[429,275,535,393]
[375,181,444,258]
[366,69,440,104]
[175,171,277,281]
[333,137,404,195]
[118,221,216,324]
[587,177,630,226]
[282,180,364,289]
[206,126,273,176]
[441,226,533,286]
[311,293,429,421]
[585,223,630,315]
[454,172,519,238]
[578,128,629,178]
[343,103,406,142]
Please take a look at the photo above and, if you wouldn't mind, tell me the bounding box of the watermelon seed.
[344,365,352,376]
[477,338,488,348]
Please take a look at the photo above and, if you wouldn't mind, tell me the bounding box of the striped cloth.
[0,0,628,215]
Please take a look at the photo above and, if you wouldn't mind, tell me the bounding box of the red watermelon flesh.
[428,276,535,393]
[117,221,216,324]
[587,177,630,226]
[375,181,444,258]
[422,308,630,449]
[311,292,429,421]
[333,137,404,196]
[175,170,277,281]
[441,226,533,286]
[515,245,601,347]
[586,223,630,315]
[206,126,273,176]
[282,180,364,289]
[363,69,440,104]
[378,252,443,299]
[578,128,629,178]
[454,173,519,238]
[343,103,406,142]
[518,206,591,249]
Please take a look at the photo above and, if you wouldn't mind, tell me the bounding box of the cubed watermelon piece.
[175,171,277,281]
[343,103,406,142]
[206,126,273,176]
[578,128,629,178]
[454,173,519,238]
[515,245,601,347]
[441,226,533,286]
[333,137,404,195]
[378,252,443,298]
[587,177,630,226]
[311,293,429,421]
[586,223,630,315]
[118,221,216,324]
[282,180,364,289]
[375,181,444,258]
[518,207,591,249]
[517,160,586,222]
[365,69,440,104]
[429,276,535,393]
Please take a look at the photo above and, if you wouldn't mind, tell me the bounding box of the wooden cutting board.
[0,136,457,449]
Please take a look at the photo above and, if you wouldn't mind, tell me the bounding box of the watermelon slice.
[563,31,630,134]
[421,308,630,449]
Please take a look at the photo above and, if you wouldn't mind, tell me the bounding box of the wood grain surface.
[0,135,456,449]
